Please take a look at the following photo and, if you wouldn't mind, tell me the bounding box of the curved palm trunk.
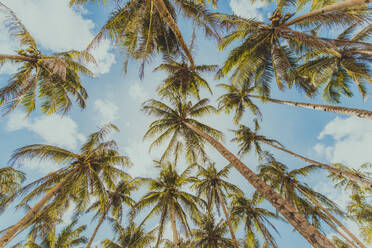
[262,140,372,189]
[153,0,195,67]
[184,122,335,248]
[216,188,240,248]
[323,218,358,248]
[170,201,179,248]
[86,207,110,248]
[285,0,370,26]
[249,95,372,119]
[0,169,76,247]
[308,197,366,248]
[0,54,37,63]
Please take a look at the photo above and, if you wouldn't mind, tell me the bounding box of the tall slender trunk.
[216,188,240,248]
[262,140,372,189]
[308,196,366,248]
[285,0,370,26]
[322,218,358,248]
[0,54,37,63]
[0,169,77,247]
[249,95,372,119]
[184,122,335,248]
[170,201,179,248]
[86,206,110,248]
[153,0,195,67]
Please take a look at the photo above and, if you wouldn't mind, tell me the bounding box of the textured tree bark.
[216,188,240,248]
[0,54,37,63]
[153,0,195,67]
[249,95,372,119]
[285,0,370,26]
[86,206,110,248]
[0,169,76,247]
[262,140,372,189]
[170,201,179,248]
[184,122,335,248]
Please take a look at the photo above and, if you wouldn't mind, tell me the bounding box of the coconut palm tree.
[0,3,94,115]
[191,213,235,248]
[24,220,87,248]
[85,180,137,248]
[230,195,280,248]
[192,163,242,248]
[142,96,336,248]
[298,24,372,103]
[257,160,366,248]
[163,238,195,248]
[154,56,217,100]
[133,161,204,248]
[218,81,372,121]
[215,3,370,94]
[231,123,372,188]
[0,167,25,209]
[101,221,156,248]
[0,124,131,247]
[72,0,219,77]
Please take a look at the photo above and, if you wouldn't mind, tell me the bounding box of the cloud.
[129,82,149,103]
[94,99,119,125]
[229,0,268,21]
[0,0,115,75]
[315,117,372,168]
[6,110,85,150]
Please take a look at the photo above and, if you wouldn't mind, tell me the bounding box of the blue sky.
[0,0,371,247]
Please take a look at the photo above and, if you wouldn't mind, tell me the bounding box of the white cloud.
[315,117,372,168]
[94,99,119,125]
[6,110,85,150]
[129,82,149,103]
[0,0,115,75]
[229,0,268,21]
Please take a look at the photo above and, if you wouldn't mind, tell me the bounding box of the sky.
[0,0,371,247]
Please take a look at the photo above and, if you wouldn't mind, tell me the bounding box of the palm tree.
[332,236,353,248]
[24,220,87,248]
[257,160,366,248]
[85,180,137,248]
[192,163,242,248]
[0,167,25,209]
[230,195,280,248]
[232,123,372,188]
[154,56,217,100]
[192,213,235,248]
[215,3,369,93]
[142,96,336,248]
[0,124,131,247]
[133,161,204,248]
[218,82,372,121]
[163,238,195,248]
[0,3,94,115]
[72,0,219,76]
[101,221,156,248]
[298,24,372,103]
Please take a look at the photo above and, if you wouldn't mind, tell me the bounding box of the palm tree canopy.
[24,220,87,248]
[0,167,25,209]
[133,161,205,247]
[101,221,156,248]
[192,213,235,248]
[0,3,95,115]
[142,96,223,163]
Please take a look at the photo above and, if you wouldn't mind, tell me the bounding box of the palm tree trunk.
[0,54,37,63]
[184,122,335,248]
[285,0,370,26]
[152,0,195,67]
[262,140,372,189]
[248,95,372,119]
[170,201,179,248]
[86,207,110,248]
[216,188,240,248]
[322,218,358,248]
[309,197,366,248]
[0,169,76,247]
